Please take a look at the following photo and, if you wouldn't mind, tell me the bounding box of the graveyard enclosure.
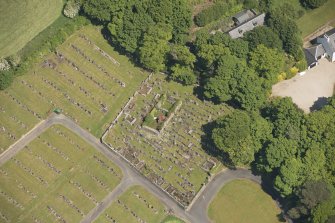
[0,125,122,222]
[105,73,227,207]
[0,25,149,153]
[94,185,184,223]
[142,93,182,132]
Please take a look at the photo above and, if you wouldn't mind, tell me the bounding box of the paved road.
[188,169,262,223]
[0,114,265,223]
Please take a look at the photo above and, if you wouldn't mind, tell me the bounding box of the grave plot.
[94,185,183,223]
[0,25,148,152]
[0,125,122,223]
[105,73,227,207]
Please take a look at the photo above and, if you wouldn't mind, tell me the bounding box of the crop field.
[104,73,227,207]
[0,125,122,223]
[0,0,63,57]
[297,0,335,37]
[0,25,148,153]
[208,180,282,223]
[94,185,184,223]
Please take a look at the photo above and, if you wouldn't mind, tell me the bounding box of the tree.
[275,158,304,197]
[262,138,298,172]
[301,0,328,8]
[212,110,269,166]
[303,146,327,181]
[244,26,283,51]
[300,180,331,210]
[83,0,124,22]
[170,45,196,68]
[262,97,305,141]
[139,23,172,72]
[63,0,81,18]
[267,10,304,60]
[249,44,285,83]
[170,64,196,85]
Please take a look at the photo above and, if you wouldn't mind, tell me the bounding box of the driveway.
[272,59,335,113]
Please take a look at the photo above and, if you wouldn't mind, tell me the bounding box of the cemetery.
[0,25,148,153]
[94,185,184,223]
[104,73,227,207]
[0,125,122,223]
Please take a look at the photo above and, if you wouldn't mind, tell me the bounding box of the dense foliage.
[194,0,241,27]
[301,0,328,8]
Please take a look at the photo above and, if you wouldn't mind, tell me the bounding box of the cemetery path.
[188,168,262,223]
[0,114,264,223]
[80,177,135,223]
[0,114,194,222]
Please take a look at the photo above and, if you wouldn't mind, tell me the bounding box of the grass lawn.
[94,185,169,223]
[208,179,283,223]
[0,25,148,152]
[0,0,63,57]
[0,125,122,223]
[297,0,335,37]
[161,215,185,223]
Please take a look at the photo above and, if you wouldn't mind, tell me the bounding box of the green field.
[297,0,335,37]
[0,125,122,222]
[208,180,282,223]
[94,185,184,223]
[0,0,63,57]
[0,25,148,153]
[105,73,226,206]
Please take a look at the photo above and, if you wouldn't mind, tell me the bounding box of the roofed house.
[304,44,326,69]
[304,28,335,69]
[228,9,265,39]
[317,28,335,62]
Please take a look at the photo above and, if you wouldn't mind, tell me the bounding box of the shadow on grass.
[200,121,236,169]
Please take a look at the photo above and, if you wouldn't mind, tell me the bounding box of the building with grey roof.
[228,10,265,39]
[304,28,335,69]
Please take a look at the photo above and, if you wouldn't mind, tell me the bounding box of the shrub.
[0,58,10,71]
[194,0,240,27]
[301,0,328,8]
[0,70,14,90]
[63,0,81,19]
[7,54,21,67]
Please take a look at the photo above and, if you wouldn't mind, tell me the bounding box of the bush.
[301,0,328,8]
[7,54,21,67]
[63,0,81,19]
[0,70,14,90]
[0,58,10,71]
[194,0,240,27]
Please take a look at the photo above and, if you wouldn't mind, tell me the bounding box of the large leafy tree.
[301,0,328,8]
[244,26,283,51]
[275,158,304,197]
[262,97,306,141]
[267,10,304,60]
[212,110,269,166]
[262,138,298,172]
[249,44,285,84]
[139,23,172,72]
[83,0,125,22]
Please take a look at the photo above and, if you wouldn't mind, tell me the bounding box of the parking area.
[272,59,335,113]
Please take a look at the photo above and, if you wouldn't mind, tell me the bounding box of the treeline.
[211,96,335,222]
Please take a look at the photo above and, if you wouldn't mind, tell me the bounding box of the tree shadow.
[200,121,236,169]
[100,26,146,70]
[310,97,328,112]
